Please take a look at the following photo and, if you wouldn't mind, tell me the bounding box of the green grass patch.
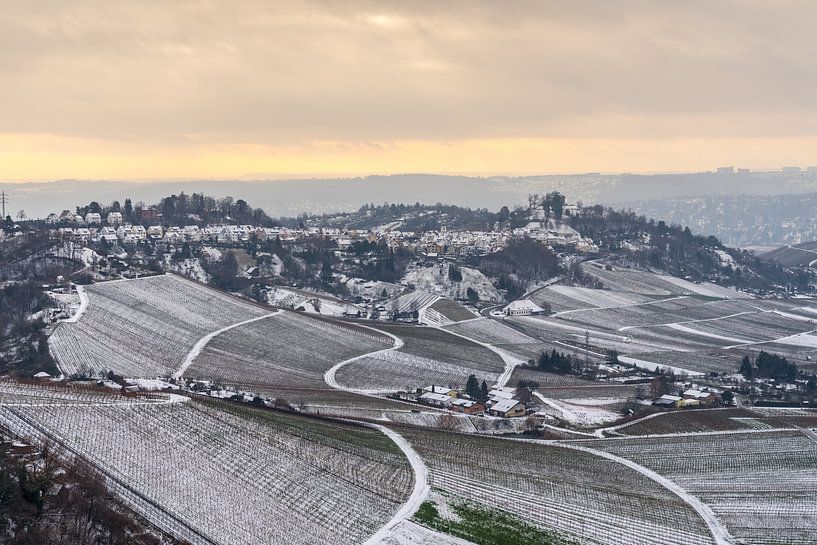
[413,499,580,545]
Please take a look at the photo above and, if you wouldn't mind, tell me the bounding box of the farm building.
[487,398,526,418]
[503,299,545,316]
[422,385,458,397]
[653,394,682,408]
[449,398,485,415]
[683,389,718,405]
[419,392,453,408]
[487,387,515,401]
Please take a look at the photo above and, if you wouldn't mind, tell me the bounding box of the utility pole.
[0,191,7,218]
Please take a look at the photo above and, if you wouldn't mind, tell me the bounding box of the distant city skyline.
[3,1,817,180]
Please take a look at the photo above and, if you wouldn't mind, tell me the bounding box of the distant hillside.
[762,241,817,267]
[569,205,811,293]
[9,169,817,220]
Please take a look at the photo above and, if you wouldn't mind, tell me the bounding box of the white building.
[107,211,123,225]
[503,299,545,316]
[85,212,102,224]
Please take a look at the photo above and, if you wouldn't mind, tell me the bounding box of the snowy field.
[335,350,501,393]
[187,311,392,388]
[442,318,538,345]
[613,407,790,436]
[511,266,817,375]
[582,264,749,299]
[587,430,817,544]
[0,383,413,545]
[49,274,269,377]
[375,324,505,370]
[397,426,717,545]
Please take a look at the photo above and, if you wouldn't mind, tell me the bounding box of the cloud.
[1,0,816,178]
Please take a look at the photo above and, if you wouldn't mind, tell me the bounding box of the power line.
[0,191,7,218]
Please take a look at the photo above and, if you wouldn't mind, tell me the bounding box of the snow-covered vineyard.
[49,274,270,377]
[585,430,817,544]
[397,425,718,545]
[24,270,817,545]
[514,264,817,375]
[0,382,414,545]
[185,310,392,388]
[334,350,501,393]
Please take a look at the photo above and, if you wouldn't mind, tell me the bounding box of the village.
[43,199,599,257]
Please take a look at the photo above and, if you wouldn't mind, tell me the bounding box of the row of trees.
[739,351,798,382]
[532,349,575,374]
[76,193,280,228]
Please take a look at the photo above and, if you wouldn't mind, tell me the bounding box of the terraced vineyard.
[335,350,500,393]
[374,324,505,370]
[443,317,537,345]
[613,408,791,436]
[581,264,747,299]
[50,274,269,377]
[397,426,717,545]
[514,266,817,375]
[0,382,413,545]
[586,430,817,544]
[187,311,391,387]
[427,298,476,322]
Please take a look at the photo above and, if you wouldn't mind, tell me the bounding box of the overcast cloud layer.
[2,1,817,179]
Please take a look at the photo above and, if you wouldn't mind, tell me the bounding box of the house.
[107,211,123,225]
[183,225,202,242]
[85,212,102,224]
[487,387,515,402]
[97,226,118,242]
[487,398,526,418]
[164,226,185,244]
[45,213,60,225]
[683,389,717,405]
[653,394,682,408]
[147,225,164,239]
[503,299,545,316]
[422,385,458,397]
[419,392,453,408]
[449,398,485,415]
[337,236,353,251]
[73,228,91,242]
[138,207,159,222]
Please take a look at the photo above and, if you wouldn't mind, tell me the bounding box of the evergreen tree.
[480,380,489,402]
[465,374,480,400]
[739,355,754,380]
[537,351,552,371]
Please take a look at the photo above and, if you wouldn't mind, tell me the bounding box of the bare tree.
[16,209,26,222]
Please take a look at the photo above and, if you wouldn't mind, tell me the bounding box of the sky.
[2,0,817,181]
